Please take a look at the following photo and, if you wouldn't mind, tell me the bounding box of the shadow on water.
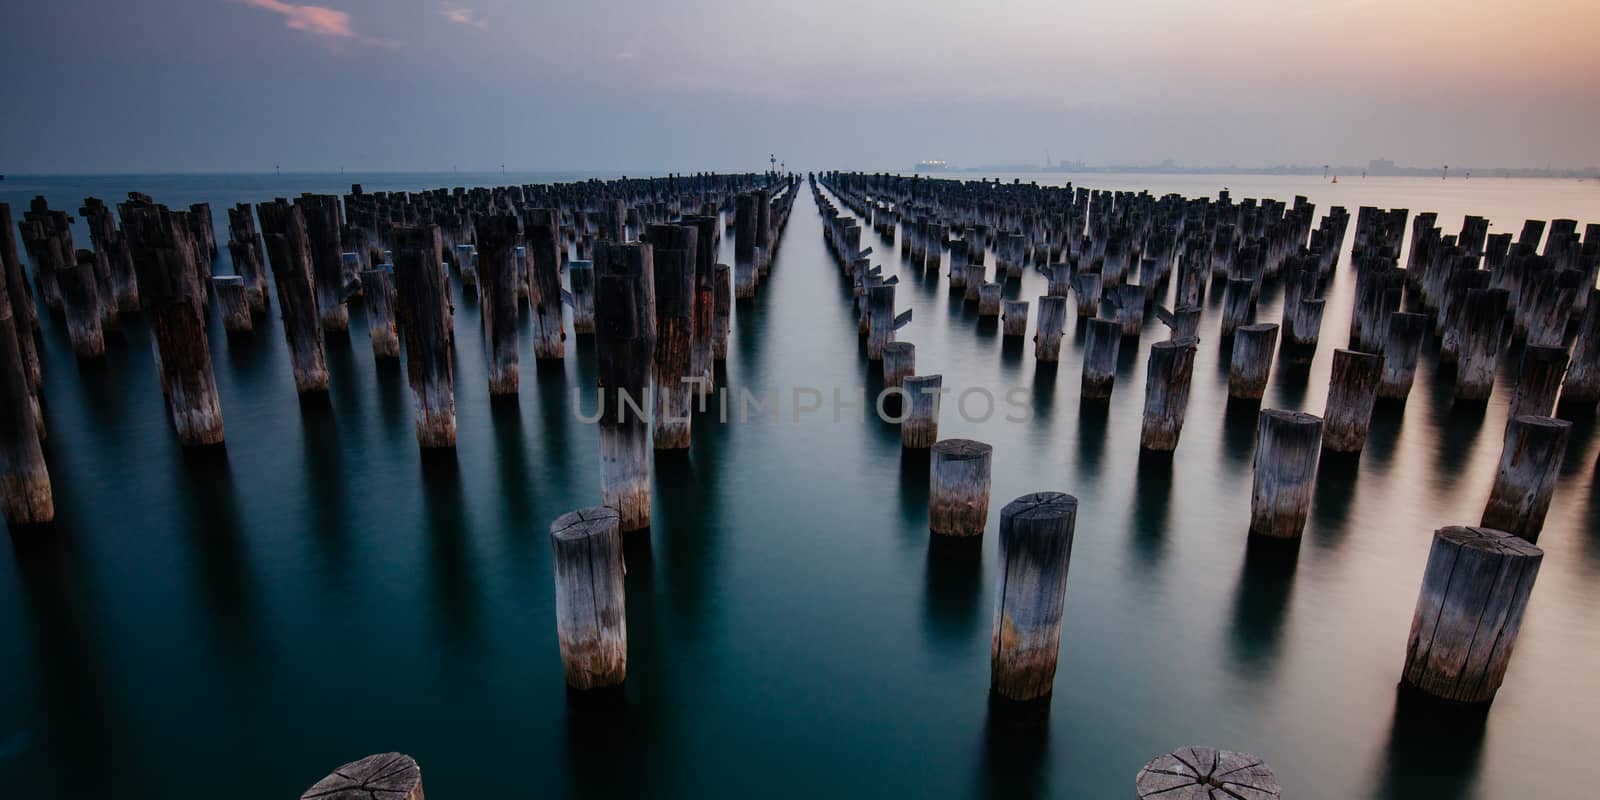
[899,448,931,537]
[177,445,259,664]
[923,536,983,646]
[1227,536,1299,680]
[1114,333,1141,384]
[298,397,349,580]
[999,335,1025,380]
[651,447,721,621]
[1429,401,1487,487]
[490,394,536,558]
[324,333,366,433]
[1075,399,1109,489]
[420,449,478,646]
[976,703,1051,800]
[1220,398,1261,478]
[1130,450,1174,569]
[1310,450,1360,550]
[1364,403,1405,475]
[1215,335,1235,383]
[1370,683,1488,800]
[373,358,407,433]
[534,357,575,482]
[1030,362,1058,428]
[1555,404,1597,480]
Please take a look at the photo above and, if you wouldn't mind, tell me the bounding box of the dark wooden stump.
[1403,526,1542,703]
[902,374,942,449]
[1455,288,1508,402]
[551,506,628,690]
[867,283,897,360]
[1220,276,1256,339]
[59,252,105,357]
[1323,349,1383,453]
[475,216,522,396]
[225,203,266,312]
[1377,312,1428,400]
[359,268,399,360]
[1560,289,1600,406]
[651,245,695,450]
[393,225,456,448]
[930,439,994,537]
[1002,300,1029,338]
[1250,409,1323,539]
[977,282,1002,317]
[295,194,350,332]
[594,241,655,531]
[1508,345,1567,421]
[712,263,732,360]
[522,208,568,359]
[1033,296,1067,362]
[990,491,1078,703]
[0,278,51,524]
[1135,746,1281,799]
[883,341,915,389]
[212,275,252,334]
[1140,338,1199,452]
[300,752,423,800]
[1070,271,1101,319]
[1081,317,1121,400]
[1228,323,1278,401]
[257,200,330,393]
[734,194,757,299]
[1481,415,1570,541]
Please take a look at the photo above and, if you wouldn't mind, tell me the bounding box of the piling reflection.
[978,701,1051,800]
[1227,536,1299,679]
[1311,451,1360,550]
[299,401,349,579]
[1075,399,1109,490]
[1371,683,1487,800]
[178,445,258,663]
[1131,451,1174,569]
[923,535,983,646]
[421,450,477,645]
[1220,398,1261,479]
[651,447,721,621]
[1363,404,1405,475]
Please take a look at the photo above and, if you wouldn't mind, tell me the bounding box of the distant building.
[1368,159,1397,175]
[914,160,950,172]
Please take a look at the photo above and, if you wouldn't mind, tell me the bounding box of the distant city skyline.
[2,0,1596,173]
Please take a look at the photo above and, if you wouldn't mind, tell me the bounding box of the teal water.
[1,172,1598,799]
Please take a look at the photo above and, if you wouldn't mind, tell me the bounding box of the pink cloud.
[439,4,487,29]
[245,0,398,47]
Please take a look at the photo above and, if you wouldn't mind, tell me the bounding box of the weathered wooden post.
[295,194,350,332]
[734,194,757,298]
[681,214,718,390]
[1220,277,1255,338]
[883,341,915,388]
[1002,299,1029,338]
[1228,323,1278,401]
[929,439,993,537]
[1136,747,1281,799]
[1508,345,1567,421]
[522,208,567,359]
[1560,289,1600,406]
[1070,271,1101,319]
[977,282,1002,318]
[1376,312,1428,401]
[1402,526,1542,703]
[902,374,942,449]
[300,753,424,800]
[475,216,522,395]
[948,238,970,294]
[594,241,655,531]
[225,204,266,312]
[392,225,456,448]
[550,506,627,691]
[1249,410,1323,539]
[0,279,51,524]
[359,268,399,360]
[964,265,987,304]
[1081,317,1121,400]
[1034,295,1067,362]
[1140,338,1199,452]
[0,204,42,399]
[989,491,1078,704]
[256,201,330,393]
[1456,288,1508,402]
[211,275,252,334]
[59,252,105,357]
[651,240,695,450]
[569,259,597,336]
[1047,264,1071,297]
[1481,415,1570,541]
[123,203,225,446]
[867,283,897,360]
[1113,283,1145,338]
[1323,349,1382,453]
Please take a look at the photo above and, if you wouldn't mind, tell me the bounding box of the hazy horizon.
[4,0,1597,174]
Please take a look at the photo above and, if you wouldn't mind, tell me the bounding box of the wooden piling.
[295,194,350,332]
[977,282,1002,317]
[1139,338,1199,452]
[883,341,915,388]
[713,263,732,360]
[1561,289,1600,406]
[1402,526,1542,703]
[867,283,897,360]
[929,439,993,537]
[1508,345,1567,421]
[212,275,252,334]
[1323,349,1383,453]
[734,194,756,298]
[1033,296,1067,362]
[0,204,41,398]
[902,374,942,449]
[594,241,655,531]
[1220,277,1255,338]
[256,200,330,393]
[123,203,225,446]
[1136,747,1281,799]
[1455,288,1508,402]
[475,216,522,396]
[989,491,1078,703]
[359,268,399,360]
[1002,299,1029,338]
[522,208,567,359]
[569,259,597,336]
[1070,272,1101,319]
[1228,323,1278,401]
[225,204,267,312]
[299,753,423,800]
[651,243,695,450]
[1081,317,1121,400]
[1481,416,1570,541]
[59,252,105,357]
[550,506,627,691]
[392,225,456,448]
[1249,409,1323,539]
[1376,312,1428,401]
[0,278,51,524]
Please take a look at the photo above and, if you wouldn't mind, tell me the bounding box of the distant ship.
[914,160,950,172]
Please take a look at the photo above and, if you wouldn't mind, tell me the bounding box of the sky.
[2,0,1597,173]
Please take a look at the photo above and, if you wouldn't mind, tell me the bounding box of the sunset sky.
[3,0,1596,172]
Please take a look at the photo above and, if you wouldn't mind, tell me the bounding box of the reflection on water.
[1372,684,1488,800]
[1228,537,1299,680]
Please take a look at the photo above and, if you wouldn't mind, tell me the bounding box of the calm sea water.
[1,171,1598,799]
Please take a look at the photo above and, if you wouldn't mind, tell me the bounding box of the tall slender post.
[1481,415,1570,541]
[0,278,51,524]
[550,507,627,691]
[929,439,993,537]
[359,268,398,360]
[475,216,522,396]
[713,263,732,360]
[1402,526,1542,703]
[226,204,266,312]
[59,252,105,357]
[990,492,1078,704]
[1249,410,1323,539]
[651,242,695,450]
[569,259,596,336]
[1140,338,1199,452]
[1559,289,1600,407]
[522,208,567,359]
[867,283,896,360]
[1456,288,1508,402]
[392,225,456,449]
[295,194,350,332]
[256,200,330,393]
[594,242,655,531]
[734,194,756,299]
